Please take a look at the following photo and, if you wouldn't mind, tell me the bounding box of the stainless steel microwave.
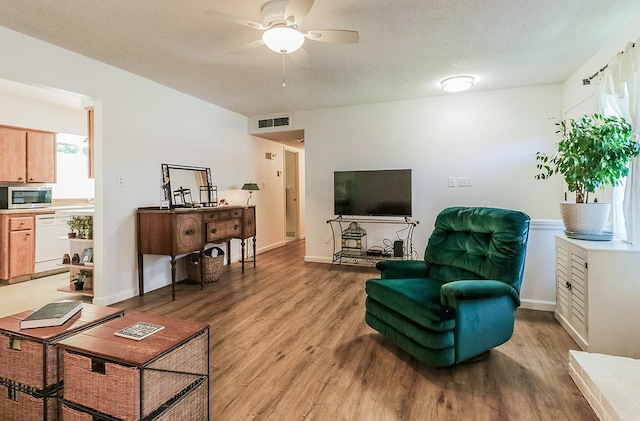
[0,186,53,209]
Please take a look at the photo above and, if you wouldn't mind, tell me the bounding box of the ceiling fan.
[205,0,359,55]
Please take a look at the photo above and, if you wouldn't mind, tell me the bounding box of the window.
[53,133,95,199]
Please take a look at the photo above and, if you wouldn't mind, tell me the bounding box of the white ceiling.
[0,0,639,117]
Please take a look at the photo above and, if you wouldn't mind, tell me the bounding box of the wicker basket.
[61,379,207,421]
[61,403,91,421]
[186,247,224,283]
[0,381,57,421]
[63,331,208,420]
[0,333,59,390]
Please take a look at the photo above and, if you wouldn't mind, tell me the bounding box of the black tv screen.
[334,169,412,217]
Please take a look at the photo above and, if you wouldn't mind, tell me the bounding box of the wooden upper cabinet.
[26,130,56,183]
[0,126,27,182]
[0,125,56,183]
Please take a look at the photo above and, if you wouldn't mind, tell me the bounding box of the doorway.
[285,149,299,241]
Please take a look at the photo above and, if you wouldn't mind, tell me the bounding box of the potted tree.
[71,270,91,290]
[536,114,640,235]
[79,216,93,240]
[66,216,84,238]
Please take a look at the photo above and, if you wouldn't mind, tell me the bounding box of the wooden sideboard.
[136,206,256,299]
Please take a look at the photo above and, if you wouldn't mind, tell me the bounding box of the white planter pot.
[560,202,610,234]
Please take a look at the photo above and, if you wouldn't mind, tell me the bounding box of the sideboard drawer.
[206,219,241,242]
[203,211,228,222]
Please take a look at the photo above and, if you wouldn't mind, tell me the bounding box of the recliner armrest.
[440,280,520,307]
[375,260,427,279]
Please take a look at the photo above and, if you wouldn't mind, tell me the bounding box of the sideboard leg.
[137,253,144,296]
[253,236,256,267]
[170,256,177,301]
[241,239,246,274]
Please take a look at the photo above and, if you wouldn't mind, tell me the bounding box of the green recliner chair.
[365,206,531,367]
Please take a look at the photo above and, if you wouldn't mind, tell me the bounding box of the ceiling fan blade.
[305,30,359,44]
[205,10,266,30]
[284,0,314,26]
[230,40,265,54]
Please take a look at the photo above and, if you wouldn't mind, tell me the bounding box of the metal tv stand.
[326,216,419,270]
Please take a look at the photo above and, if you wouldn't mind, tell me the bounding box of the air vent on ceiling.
[258,116,290,129]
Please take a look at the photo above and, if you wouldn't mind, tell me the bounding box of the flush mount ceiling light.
[262,24,305,54]
[441,76,474,93]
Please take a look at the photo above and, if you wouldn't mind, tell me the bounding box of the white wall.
[0,25,285,305]
[298,85,563,260]
[291,85,564,309]
[563,14,640,116]
[0,93,86,135]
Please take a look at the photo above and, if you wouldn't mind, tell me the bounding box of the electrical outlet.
[458,177,472,187]
[116,173,125,188]
[448,177,457,187]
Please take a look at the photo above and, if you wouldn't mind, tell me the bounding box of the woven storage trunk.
[63,331,208,421]
[61,404,91,421]
[61,379,207,421]
[186,246,224,283]
[0,381,57,421]
[0,332,58,390]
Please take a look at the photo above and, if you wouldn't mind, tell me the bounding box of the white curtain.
[595,38,640,244]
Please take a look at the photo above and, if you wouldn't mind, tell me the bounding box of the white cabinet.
[555,235,640,358]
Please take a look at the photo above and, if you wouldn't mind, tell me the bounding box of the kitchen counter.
[0,206,94,215]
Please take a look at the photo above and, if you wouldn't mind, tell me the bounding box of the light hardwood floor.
[113,240,596,421]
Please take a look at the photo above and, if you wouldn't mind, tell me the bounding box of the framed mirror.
[161,164,216,208]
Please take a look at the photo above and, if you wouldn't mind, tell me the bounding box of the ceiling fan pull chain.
[282,52,286,88]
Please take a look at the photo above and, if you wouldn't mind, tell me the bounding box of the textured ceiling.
[0,0,639,117]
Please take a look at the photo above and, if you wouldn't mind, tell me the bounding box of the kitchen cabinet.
[0,213,35,282]
[0,125,56,183]
[555,235,640,358]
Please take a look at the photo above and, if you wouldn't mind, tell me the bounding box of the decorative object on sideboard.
[161,163,214,208]
[535,114,640,237]
[241,182,260,207]
[62,253,70,264]
[173,186,193,207]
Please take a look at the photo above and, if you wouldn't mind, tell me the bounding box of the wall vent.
[258,119,273,128]
[273,117,290,127]
[257,116,290,129]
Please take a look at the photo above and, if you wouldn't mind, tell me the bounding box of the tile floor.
[0,273,82,318]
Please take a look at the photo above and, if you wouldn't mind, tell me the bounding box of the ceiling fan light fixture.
[262,25,305,54]
[441,76,474,93]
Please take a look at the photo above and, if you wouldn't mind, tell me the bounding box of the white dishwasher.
[35,214,70,273]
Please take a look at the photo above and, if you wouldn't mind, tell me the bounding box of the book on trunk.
[114,321,165,340]
[20,300,83,329]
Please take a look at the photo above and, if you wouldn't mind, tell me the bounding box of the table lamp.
[241,182,259,207]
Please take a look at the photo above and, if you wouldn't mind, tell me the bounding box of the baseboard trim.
[520,298,555,312]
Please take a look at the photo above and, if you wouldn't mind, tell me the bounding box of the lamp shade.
[262,24,305,54]
[242,183,260,191]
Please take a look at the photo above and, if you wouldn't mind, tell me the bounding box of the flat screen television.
[334,169,412,217]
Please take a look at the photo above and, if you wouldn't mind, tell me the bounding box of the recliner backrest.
[424,207,530,292]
